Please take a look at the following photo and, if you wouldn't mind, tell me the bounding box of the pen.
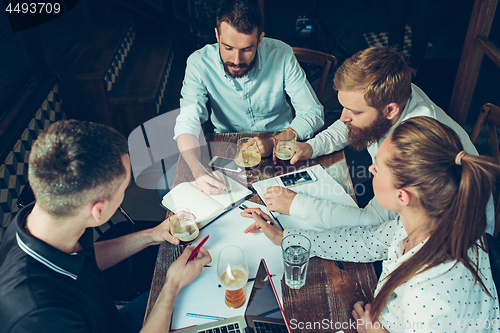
[238,204,274,225]
[186,313,226,321]
[187,235,209,262]
[193,156,227,192]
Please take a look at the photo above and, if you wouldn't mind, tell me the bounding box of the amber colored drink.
[225,289,246,308]
[220,268,247,308]
[235,151,261,170]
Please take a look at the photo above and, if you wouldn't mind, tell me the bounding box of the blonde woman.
[243,116,500,332]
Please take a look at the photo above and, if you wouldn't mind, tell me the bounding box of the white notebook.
[161,172,253,228]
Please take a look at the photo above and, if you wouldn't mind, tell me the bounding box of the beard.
[346,112,393,151]
[221,53,257,78]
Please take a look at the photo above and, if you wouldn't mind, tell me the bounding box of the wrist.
[145,227,165,246]
[192,164,208,179]
[164,274,183,295]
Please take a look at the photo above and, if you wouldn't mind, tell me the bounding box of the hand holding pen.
[187,235,209,262]
[192,156,227,194]
[239,204,273,225]
[240,206,283,246]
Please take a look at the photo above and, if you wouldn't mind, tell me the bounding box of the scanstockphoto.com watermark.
[288,318,500,331]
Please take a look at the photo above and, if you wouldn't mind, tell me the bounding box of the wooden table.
[144,132,378,333]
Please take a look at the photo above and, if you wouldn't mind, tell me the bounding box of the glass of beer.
[273,128,297,161]
[235,137,261,182]
[169,207,199,244]
[217,245,248,308]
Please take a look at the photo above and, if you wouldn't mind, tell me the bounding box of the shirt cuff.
[305,137,321,159]
[289,193,313,220]
[289,117,314,140]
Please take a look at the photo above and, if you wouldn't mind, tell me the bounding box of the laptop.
[177,259,291,333]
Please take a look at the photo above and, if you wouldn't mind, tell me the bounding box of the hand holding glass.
[217,245,248,308]
[273,128,297,161]
[235,137,261,182]
[169,207,199,244]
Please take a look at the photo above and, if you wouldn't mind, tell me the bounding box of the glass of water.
[281,234,311,289]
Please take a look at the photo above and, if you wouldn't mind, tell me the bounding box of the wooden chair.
[292,47,337,103]
[470,103,500,164]
[448,0,499,126]
[470,103,500,236]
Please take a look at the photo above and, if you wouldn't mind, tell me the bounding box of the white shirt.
[289,84,495,235]
[284,220,500,332]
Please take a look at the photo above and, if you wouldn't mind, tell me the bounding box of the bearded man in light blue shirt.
[174,0,324,195]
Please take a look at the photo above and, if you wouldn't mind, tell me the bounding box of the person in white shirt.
[242,117,500,332]
[262,46,495,234]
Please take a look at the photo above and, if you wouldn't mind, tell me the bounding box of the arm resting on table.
[283,218,401,262]
[306,120,349,159]
[289,194,397,230]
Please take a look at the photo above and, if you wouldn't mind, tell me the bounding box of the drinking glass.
[273,128,297,161]
[281,234,311,289]
[235,137,261,182]
[217,245,248,308]
[169,207,199,244]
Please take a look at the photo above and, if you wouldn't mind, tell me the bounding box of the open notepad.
[161,172,254,228]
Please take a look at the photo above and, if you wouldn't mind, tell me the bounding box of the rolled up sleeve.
[284,51,324,139]
[174,54,210,140]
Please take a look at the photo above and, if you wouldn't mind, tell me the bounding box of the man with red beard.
[174,0,323,195]
[260,46,495,234]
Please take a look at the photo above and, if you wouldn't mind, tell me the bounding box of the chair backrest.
[470,103,500,164]
[292,47,337,103]
[470,103,500,236]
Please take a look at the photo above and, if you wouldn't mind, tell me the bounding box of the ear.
[396,188,412,207]
[257,31,265,47]
[215,27,220,42]
[90,200,105,224]
[385,103,401,121]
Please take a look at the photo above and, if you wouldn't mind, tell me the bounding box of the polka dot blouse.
[284,218,500,332]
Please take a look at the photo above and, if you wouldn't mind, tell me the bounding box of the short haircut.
[333,46,412,112]
[28,120,129,217]
[216,0,264,36]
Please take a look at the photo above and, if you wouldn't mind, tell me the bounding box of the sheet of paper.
[210,171,253,208]
[252,164,358,207]
[161,182,224,224]
[171,202,283,330]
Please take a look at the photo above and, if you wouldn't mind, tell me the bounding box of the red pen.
[187,235,209,261]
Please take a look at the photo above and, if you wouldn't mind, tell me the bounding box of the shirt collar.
[15,203,94,280]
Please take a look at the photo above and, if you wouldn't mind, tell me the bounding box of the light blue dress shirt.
[174,38,324,140]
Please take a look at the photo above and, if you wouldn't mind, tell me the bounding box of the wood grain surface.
[144,132,377,332]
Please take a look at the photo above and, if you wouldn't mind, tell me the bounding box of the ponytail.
[369,116,500,320]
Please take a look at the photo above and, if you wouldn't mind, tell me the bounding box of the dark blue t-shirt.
[0,203,129,333]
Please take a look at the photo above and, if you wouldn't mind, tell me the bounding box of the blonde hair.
[333,46,412,112]
[370,116,500,319]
